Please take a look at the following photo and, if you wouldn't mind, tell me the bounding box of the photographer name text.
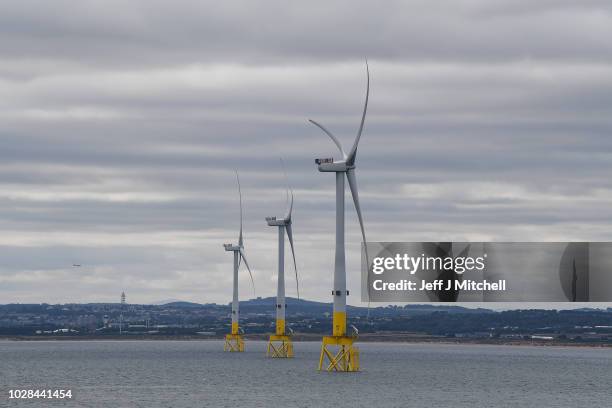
[372,279,506,292]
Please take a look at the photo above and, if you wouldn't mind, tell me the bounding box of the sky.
[1,1,612,307]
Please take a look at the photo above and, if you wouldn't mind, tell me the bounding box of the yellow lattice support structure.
[318,335,359,372]
[267,334,294,358]
[224,333,244,352]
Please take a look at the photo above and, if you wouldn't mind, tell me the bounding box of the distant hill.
[145,297,495,316]
[235,297,495,316]
[573,307,605,313]
[159,301,203,308]
[150,299,186,306]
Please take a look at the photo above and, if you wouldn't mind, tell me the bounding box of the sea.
[1,340,610,407]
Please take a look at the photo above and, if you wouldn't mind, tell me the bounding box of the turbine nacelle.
[315,158,353,172]
[266,216,289,226]
[224,243,241,251]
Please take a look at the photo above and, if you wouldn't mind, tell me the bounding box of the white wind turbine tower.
[223,171,255,352]
[310,63,370,372]
[265,162,299,358]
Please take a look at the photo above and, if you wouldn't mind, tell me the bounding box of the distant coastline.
[2,333,610,348]
[2,300,610,345]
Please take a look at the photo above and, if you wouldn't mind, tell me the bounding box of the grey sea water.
[0,340,610,408]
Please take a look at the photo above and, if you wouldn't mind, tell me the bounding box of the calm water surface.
[1,340,610,407]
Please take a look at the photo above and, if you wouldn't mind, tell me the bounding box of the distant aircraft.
[72,264,81,267]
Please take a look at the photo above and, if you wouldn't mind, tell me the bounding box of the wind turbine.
[265,162,299,358]
[223,171,255,352]
[310,63,369,372]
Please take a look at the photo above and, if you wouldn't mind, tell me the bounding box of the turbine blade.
[280,158,293,220]
[308,119,347,159]
[346,168,369,272]
[236,171,243,247]
[347,62,369,166]
[239,248,255,297]
[285,223,299,299]
[286,190,294,221]
[280,158,289,205]
[347,167,371,317]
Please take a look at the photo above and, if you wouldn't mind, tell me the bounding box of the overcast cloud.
[1,1,611,308]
